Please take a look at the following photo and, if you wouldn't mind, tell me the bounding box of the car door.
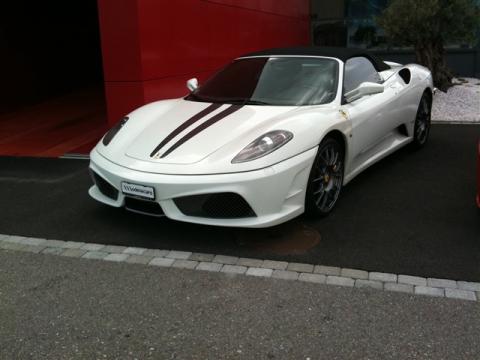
[342,56,398,158]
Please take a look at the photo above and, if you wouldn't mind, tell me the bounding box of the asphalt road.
[1,250,479,359]
[0,124,479,280]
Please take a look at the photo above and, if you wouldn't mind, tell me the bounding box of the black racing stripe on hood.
[150,103,222,157]
[160,105,243,159]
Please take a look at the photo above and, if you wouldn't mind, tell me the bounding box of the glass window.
[343,56,382,93]
[187,57,339,106]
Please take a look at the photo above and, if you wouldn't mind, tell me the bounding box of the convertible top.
[241,46,391,72]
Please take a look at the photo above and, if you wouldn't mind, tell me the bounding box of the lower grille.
[174,193,256,219]
[124,197,165,217]
[90,170,118,200]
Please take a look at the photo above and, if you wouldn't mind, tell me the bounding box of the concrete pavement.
[1,250,479,359]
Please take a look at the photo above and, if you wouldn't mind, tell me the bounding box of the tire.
[412,92,432,148]
[305,137,344,217]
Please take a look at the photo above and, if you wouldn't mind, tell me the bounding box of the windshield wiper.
[242,100,270,105]
[220,98,270,105]
[186,93,212,102]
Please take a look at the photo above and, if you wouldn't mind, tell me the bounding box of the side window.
[343,57,382,94]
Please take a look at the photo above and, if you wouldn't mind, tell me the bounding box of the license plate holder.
[121,182,155,200]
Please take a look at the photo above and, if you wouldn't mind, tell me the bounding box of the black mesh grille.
[174,193,256,219]
[90,170,118,200]
[124,197,165,217]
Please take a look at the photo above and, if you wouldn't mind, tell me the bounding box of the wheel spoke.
[319,191,329,208]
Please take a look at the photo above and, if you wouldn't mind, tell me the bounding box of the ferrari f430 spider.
[89,47,433,227]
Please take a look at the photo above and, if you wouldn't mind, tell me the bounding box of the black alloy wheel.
[413,93,432,148]
[305,137,344,217]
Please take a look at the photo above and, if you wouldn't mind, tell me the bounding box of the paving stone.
[326,276,355,287]
[384,282,414,294]
[427,278,457,289]
[172,260,198,269]
[61,241,85,249]
[314,265,341,276]
[3,236,26,244]
[369,272,397,283]
[166,250,192,260]
[457,281,480,292]
[246,267,273,277]
[236,258,264,268]
[398,275,427,286]
[142,249,169,257]
[221,265,247,274]
[125,255,154,265]
[287,263,314,273]
[272,270,299,281]
[196,262,223,272]
[81,251,108,260]
[0,242,26,251]
[261,260,288,270]
[104,253,130,262]
[213,255,239,265]
[20,245,46,254]
[445,288,477,301]
[149,257,175,267]
[102,245,128,254]
[415,286,445,297]
[189,253,215,262]
[42,247,66,256]
[341,268,368,280]
[80,243,105,252]
[123,247,148,255]
[43,239,68,248]
[20,237,46,246]
[298,273,326,284]
[355,279,383,290]
[61,248,88,258]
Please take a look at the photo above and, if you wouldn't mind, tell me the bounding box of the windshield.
[186,57,339,106]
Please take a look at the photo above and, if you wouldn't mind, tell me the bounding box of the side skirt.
[343,132,413,185]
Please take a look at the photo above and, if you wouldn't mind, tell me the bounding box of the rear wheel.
[412,92,431,148]
[305,137,344,217]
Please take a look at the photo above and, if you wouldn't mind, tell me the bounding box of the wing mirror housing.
[344,82,384,103]
[186,78,199,92]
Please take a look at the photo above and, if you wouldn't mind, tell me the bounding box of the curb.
[1,234,479,302]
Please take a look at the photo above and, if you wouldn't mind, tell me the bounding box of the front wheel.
[305,137,344,217]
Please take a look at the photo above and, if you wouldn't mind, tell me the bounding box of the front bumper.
[88,148,317,228]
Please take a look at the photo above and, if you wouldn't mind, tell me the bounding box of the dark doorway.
[0,0,107,157]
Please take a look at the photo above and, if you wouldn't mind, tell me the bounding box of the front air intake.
[90,170,119,200]
[174,193,256,219]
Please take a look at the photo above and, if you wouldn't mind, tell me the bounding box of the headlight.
[102,116,129,146]
[232,130,293,163]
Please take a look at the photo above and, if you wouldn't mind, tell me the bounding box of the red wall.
[98,0,310,125]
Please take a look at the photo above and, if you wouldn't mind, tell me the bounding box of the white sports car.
[89,47,433,228]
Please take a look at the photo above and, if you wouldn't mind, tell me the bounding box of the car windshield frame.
[185,56,340,107]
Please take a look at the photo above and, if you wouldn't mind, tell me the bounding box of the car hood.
[124,100,299,164]
[96,98,345,175]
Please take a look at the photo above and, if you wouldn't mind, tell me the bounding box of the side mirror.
[344,82,384,103]
[186,78,198,92]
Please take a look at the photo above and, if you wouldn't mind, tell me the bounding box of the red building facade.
[98,0,310,125]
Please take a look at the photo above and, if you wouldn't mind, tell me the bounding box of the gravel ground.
[432,77,480,122]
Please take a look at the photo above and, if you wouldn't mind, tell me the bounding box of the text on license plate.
[121,182,155,200]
